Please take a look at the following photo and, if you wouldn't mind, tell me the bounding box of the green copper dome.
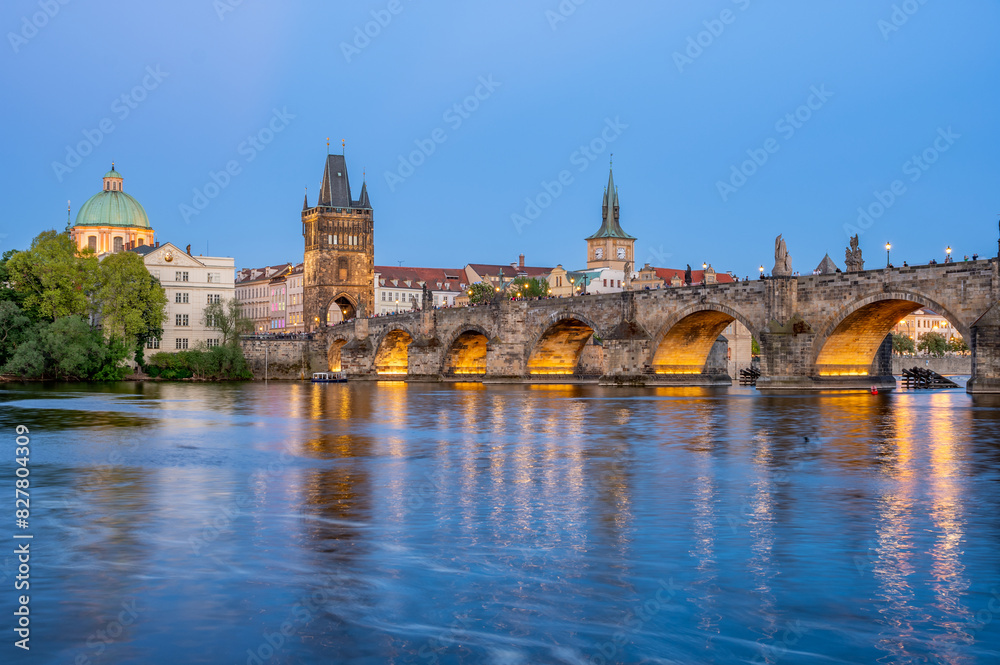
[75,168,150,229]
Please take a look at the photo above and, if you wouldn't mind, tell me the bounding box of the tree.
[892,333,915,355]
[509,277,548,298]
[917,331,948,357]
[948,336,969,355]
[467,282,495,305]
[0,301,32,367]
[751,336,760,357]
[203,298,252,346]
[95,251,167,346]
[3,315,128,380]
[5,230,97,321]
[0,249,27,308]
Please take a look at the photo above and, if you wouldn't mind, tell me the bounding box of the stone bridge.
[308,259,1000,393]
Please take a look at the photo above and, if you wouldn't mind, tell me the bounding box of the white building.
[374,266,466,316]
[130,242,235,357]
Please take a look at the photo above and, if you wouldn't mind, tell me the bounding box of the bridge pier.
[968,303,1000,393]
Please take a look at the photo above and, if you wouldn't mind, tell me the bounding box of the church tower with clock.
[586,165,635,271]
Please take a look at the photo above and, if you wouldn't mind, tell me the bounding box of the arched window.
[113,237,123,253]
[88,236,97,252]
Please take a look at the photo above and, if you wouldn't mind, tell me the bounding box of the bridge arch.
[327,338,349,372]
[811,291,969,376]
[649,303,758,375]
[526,313,604,376]
[374,327,415,376]
[325,293,358,326]
[442,325,491,376]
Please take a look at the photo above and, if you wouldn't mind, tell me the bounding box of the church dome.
[75,166,150,229]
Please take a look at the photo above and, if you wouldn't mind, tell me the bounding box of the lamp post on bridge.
[885,242,892,268]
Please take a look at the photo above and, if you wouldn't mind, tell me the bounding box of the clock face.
[617,247,626,260]
[595,247,604,259]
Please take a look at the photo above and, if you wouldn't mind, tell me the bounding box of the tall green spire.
[588,163,633,240]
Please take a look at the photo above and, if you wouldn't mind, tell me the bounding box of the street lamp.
[759,265,765,279]
[885,242,892,267]
[946,246,952,263]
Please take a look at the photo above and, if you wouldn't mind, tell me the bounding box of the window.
[603,279,607,287]
[113,237,123,253]
[176,314,189,327]
[88,236,97,252]
[176,338,189,349]
[206,339,220,348]
[146,338,160,349]
[176,271,189,282]
[207,273,218,283]
[175,292,189,304]
[207,294,221,304]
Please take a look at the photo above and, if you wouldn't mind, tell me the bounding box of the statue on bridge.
[845,234,864,272]
[773,235,793,277]
[684,264,692,285]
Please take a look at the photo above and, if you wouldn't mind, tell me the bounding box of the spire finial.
[326,138,330,154]
[610,154,613,169]
[342,139,345,155]
[111,161,115,170]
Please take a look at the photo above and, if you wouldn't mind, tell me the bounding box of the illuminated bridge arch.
[374,327,415,376]
[812,291,969,376]
[327,338,348,372]
[526,314,603,376]
[650,304,757,375]
[443,326,491,376]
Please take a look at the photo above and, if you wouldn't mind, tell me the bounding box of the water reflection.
[0,382,997,664]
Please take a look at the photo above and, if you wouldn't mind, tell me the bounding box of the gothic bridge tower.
[302,154,374,331]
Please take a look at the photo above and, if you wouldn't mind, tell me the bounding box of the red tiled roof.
[652,267,735,284]
[375,266,465,289]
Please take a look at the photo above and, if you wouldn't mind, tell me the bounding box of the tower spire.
[303,186,309,211]
[326,137,330,155]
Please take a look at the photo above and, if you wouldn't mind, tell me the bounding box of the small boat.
[312,371,347,383]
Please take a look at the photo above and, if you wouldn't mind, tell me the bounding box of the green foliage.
[751,336,760,356]
[892,333,916,355]
[948,336,969,354]
[509,277,548,298]
[147,345,253,381]
[917,331,948,357]
[0,301,32,367]
[467,282,495,305]
[203,298,252,346]
[95,251,167,345]
[0,250,27,308]
[5,230,97,321]
[2,315,128,380]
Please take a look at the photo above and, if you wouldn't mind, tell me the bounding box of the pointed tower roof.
[815,253,840,274]
[302,188,309,211]
[587,166,634,240]
[357,180,371,209]
[318,154,352,207]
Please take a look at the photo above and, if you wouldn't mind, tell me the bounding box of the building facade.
[130,242,234,357]
[302,154,374,331]
[236,264,290,333]
[893,308,963,346]
[70,165,156,254]
[374,267,466,315]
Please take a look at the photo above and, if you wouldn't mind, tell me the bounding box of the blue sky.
[3,0,998,276]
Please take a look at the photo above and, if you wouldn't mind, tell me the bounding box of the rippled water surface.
[1,381,999,664]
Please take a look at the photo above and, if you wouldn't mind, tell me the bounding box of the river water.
[1,381,999,664]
